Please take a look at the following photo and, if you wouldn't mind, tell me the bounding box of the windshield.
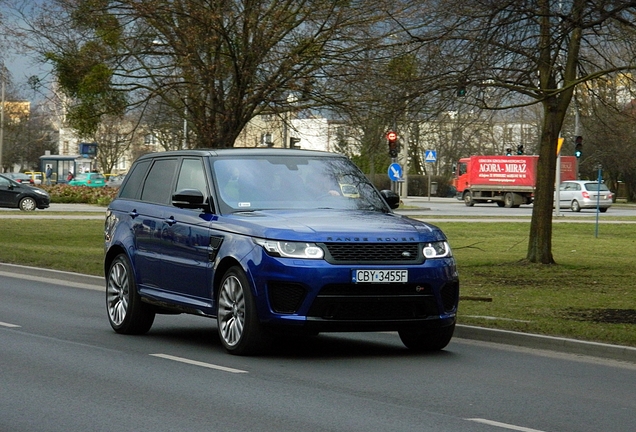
[213,155,388,213]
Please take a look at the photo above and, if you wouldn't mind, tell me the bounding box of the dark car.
[6,172,34,184]
[104,149,459,355]
[0,174,50,211]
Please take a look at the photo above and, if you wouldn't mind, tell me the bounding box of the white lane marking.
[150,353,248,374]
[466,418,548,432]
[0,321,21,328]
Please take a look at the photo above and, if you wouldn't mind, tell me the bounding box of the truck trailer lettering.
[505,163,527,173]
[479,163,502,172]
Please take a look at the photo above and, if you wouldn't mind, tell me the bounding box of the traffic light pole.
[555,137,563,217]
[400,127,408,199]
[574,96,581,179]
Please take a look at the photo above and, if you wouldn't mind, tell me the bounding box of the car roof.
[134,148,343,161]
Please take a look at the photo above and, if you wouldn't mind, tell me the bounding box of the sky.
[1,1,52,100]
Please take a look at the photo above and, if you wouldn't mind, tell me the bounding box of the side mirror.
[172,188,206,209]
[380,190,400,209]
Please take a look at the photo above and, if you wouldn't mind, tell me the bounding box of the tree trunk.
[527,99,561,264]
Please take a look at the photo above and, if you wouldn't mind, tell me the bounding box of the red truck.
[453,155,576,207]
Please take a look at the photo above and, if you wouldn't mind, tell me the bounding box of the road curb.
[1,262,634,363]
[0,263,103,290]
[456,324,636,363]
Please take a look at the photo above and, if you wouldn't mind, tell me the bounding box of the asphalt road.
[2,270,636,432]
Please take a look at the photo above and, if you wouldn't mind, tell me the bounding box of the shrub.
[40,185,119,206]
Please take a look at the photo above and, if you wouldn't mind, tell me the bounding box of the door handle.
[164,216,177,226]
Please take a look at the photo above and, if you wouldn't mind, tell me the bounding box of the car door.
[160,157,216,301]
[133,158,179,290]
[558,182,569,209]
[0,176,20,207]
[560,182,577,208]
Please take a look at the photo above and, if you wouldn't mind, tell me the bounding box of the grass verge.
[1,217,634,347]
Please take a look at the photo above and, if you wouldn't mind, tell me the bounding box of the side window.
[140,158,178,204]
[458,163,467,176]
[118,160,150,199]
[175,158,207,194]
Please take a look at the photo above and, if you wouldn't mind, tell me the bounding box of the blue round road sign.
[388,163,403,181]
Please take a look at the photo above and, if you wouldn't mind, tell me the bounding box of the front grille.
[320,283,432,296]
[268,282,307,314]
[307,283,438,321]
[307,296,438,321]
[322,243,422,264]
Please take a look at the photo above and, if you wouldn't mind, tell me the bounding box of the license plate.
[353,269,408,283]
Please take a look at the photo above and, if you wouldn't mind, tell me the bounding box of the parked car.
[68,172,106,187]
[557,180,613,212]
[5,172,34,184]
[0,174,50,211]
[105,174,126,188]
[24,171,43,185]
[104,149,459,355]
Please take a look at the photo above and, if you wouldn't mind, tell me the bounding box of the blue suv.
[104,149,459,355]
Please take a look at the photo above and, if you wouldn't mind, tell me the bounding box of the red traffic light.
[386,131,397,141]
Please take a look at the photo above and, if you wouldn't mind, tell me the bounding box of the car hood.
[18,184,49,196]
[214,209,445,243]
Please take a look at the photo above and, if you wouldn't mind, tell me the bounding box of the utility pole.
[0,71,4,173]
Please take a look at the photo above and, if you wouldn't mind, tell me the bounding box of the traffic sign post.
[424,150,437,201]
[424,150,437,163]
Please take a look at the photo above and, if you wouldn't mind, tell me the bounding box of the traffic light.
[457,77,467,97]
[289,137,301,148]
[506,148,512,156]
[574,136,583,158]
[386,131,398,158]
[516,145,524,155]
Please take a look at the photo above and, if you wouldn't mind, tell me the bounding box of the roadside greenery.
[40,185,118,206]
[1,216,633,348]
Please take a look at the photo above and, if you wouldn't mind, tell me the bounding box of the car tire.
[570,200,581,212]
[398,324,455,352]
[496,201,505,207]
[19,196,37,212]
[106,254,155,334]
[217,266,268,355]
[599,207,608,213]
[463,192,474,207]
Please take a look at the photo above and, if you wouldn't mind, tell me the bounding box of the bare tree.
[15,0,395,148]
[402,0,636,264]
[92,114,139,174]
[579,77,636,200]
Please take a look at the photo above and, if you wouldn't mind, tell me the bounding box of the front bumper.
[245,252,459,332]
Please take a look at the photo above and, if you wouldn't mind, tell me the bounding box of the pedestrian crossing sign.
[425,150,437,163]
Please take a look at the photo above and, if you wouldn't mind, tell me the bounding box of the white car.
[557,180,613,212]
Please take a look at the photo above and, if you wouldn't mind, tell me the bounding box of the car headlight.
[254,239,324,259]
[33,188,49,196]
[423,241,451,259]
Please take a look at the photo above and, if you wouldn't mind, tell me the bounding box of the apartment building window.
[261,133,273,147]
[144,134,158,146]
